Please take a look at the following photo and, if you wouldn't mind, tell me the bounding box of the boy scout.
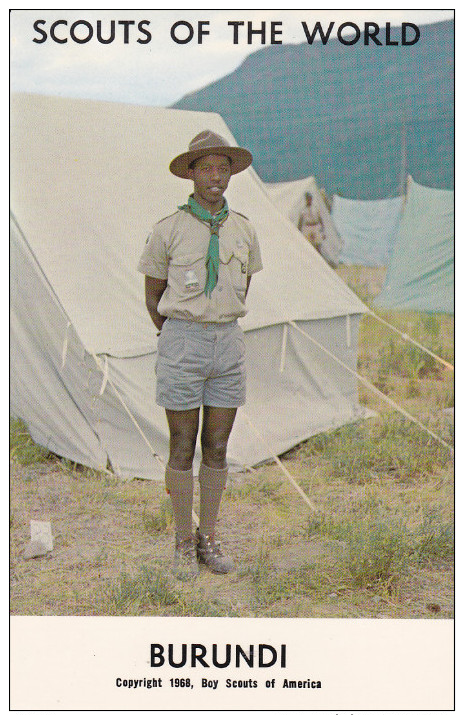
[138,130,263,579]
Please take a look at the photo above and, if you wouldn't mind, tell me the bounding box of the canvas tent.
[265,177,343,266]
[11,93,369,481]
[374,177,454,313]
[332,195,403,266]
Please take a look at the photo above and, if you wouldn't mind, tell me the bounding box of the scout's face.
[188,153,232,212]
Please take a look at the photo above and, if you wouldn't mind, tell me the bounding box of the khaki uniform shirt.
[298,205,324,246]
[138,208,263,323]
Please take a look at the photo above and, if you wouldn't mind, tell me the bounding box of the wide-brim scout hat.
[169,130,253,179]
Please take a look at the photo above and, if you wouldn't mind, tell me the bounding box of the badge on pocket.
[184,270,200,290]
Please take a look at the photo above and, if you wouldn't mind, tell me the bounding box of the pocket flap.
[170,252,205,267]
[219,244,234,264]
[219,244,248,265]
[233,246,249,263]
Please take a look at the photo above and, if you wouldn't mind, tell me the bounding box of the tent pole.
[289,321,453,453]
[60,321,71,369]
[279,323,288,372]
[98,355,109,395]
[346,314,351,348]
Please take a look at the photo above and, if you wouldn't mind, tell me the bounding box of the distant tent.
[265,177,343,266]
[374,177,454,313]
[332,195,403,266]
[11,93,369,480]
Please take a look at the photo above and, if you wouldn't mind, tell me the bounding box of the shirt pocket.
[169,252,206,298]
[220,244,248,297]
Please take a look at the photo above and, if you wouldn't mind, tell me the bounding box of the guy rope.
[288,320,453,454]
[366,309,454,371]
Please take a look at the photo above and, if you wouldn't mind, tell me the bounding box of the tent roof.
[265,177,319,222]
[11,93,366,357]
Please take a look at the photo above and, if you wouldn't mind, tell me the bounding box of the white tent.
[332,195,404,266]
[10,93,369,480]
[264,177,343,266]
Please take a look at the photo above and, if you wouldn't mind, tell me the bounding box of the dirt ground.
[10,449,454,619]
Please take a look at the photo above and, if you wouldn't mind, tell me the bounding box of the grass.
[294,414,451,484]
[9,417,52,466]
[224,471,286,507]
[307,513,412,590]
[9,267,454,619]
[414,510,454,565]
[142,497,173,535]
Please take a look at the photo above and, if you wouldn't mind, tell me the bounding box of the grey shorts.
[156,318,246,410]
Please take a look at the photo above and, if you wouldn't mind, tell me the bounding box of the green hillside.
[173,20,453,199]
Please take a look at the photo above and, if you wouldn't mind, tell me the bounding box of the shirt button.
[218,286,223,292]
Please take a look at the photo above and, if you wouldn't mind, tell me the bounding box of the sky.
[10,9,454,107]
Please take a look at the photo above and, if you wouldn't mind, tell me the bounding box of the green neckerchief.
[178,195,229,297]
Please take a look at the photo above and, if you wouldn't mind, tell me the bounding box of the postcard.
[10,9,454,712]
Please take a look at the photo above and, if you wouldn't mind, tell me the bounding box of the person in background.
[298,192,325,253]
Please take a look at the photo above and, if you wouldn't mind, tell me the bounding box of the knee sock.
[165,465,194,542]
[198,462,228,536]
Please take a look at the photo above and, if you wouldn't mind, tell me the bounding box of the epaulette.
[231,209,250,221]
[155,210,180,225]
[145,210,181,242]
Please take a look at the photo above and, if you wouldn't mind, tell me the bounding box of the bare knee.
[201,433,229,469]
[169,431,196,470]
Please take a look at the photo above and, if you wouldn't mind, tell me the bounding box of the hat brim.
[169,145,253,179]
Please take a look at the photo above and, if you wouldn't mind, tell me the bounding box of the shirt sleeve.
[137,225,169,280]
[247,226,263,276]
